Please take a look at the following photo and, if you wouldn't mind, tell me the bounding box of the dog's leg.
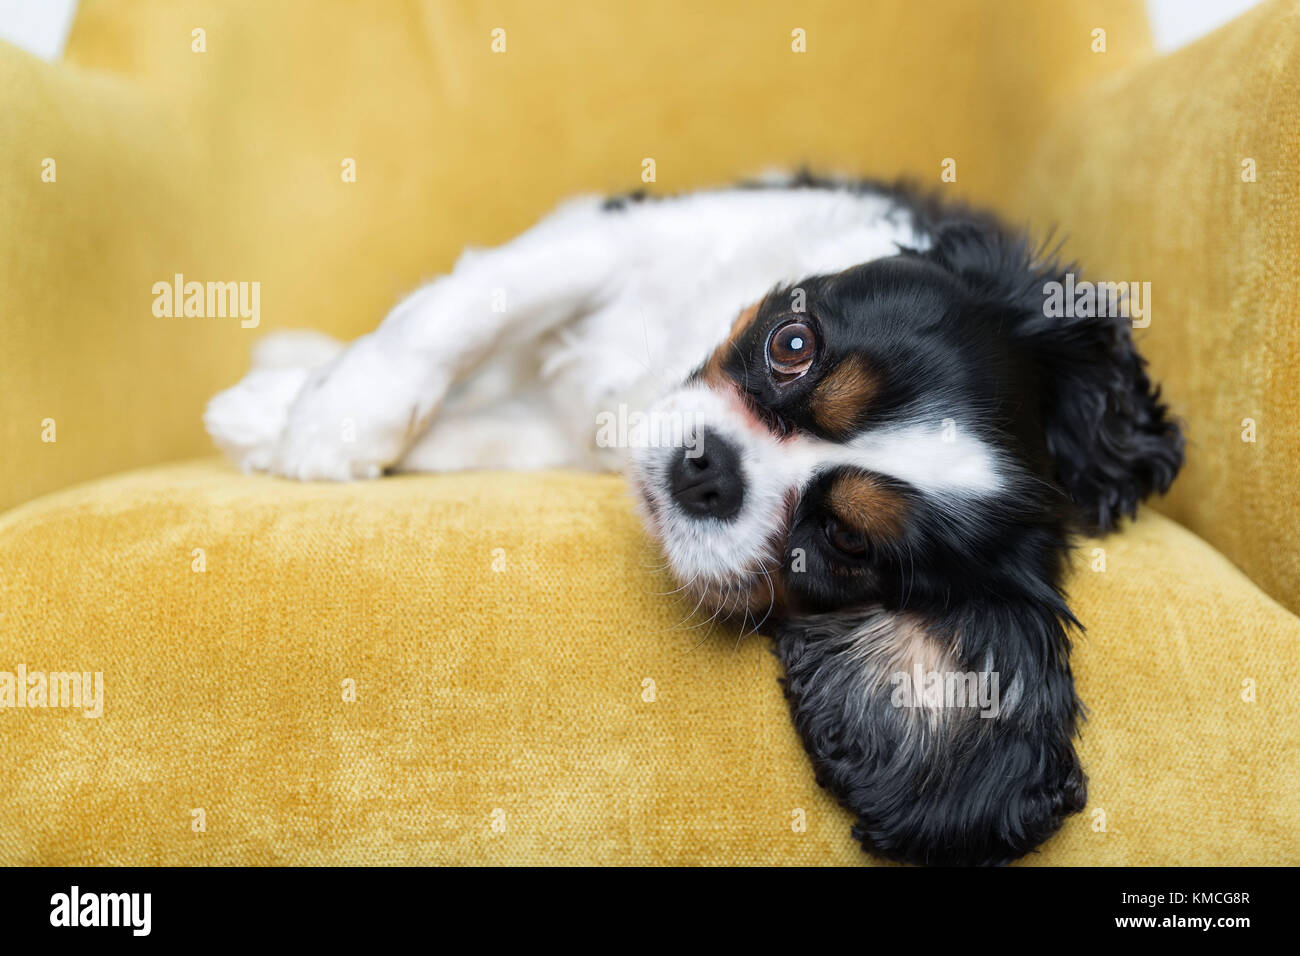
[397,394,584,472]
[205,331,346,473]
[268,198,622,480]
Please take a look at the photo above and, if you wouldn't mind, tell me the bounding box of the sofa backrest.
[1015,0,1300,611]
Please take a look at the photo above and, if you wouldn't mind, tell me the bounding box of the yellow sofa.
[1,0,1296,865]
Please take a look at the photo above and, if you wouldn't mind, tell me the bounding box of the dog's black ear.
[922,220,1184,534]
[776,597,1087,866]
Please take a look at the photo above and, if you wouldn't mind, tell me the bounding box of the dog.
[206,174,1183,865]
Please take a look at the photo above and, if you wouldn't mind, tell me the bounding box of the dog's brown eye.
[824,517,868,557]
[767,321,816,380]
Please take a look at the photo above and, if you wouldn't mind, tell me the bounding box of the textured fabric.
[3,0,1297,866]
[0,462,1297,865]
[1014,0,1300,612]
[0,0,1149,513]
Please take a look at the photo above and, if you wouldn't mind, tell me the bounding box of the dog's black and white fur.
[207,175,1182,866]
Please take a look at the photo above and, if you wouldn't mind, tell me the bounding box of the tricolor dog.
[207,175,1182,865]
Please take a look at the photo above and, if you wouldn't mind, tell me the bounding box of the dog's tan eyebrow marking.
[702,301,761,385]
[812,355,878,436]
[826,470,906,539]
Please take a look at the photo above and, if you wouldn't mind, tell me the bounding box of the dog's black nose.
[668,431,744,519]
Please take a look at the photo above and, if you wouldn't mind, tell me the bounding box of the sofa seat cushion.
[0,460,1295,864]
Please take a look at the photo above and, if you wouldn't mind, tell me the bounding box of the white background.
[1146,0,1263,50]
[0,0,76,59]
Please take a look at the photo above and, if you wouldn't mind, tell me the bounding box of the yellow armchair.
[1,0,1295,865]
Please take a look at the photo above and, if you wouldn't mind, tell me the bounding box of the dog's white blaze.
[644,385,1004,493]
[838,425,1002,495]
[630,383,1006,586]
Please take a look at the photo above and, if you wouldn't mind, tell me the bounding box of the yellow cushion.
[4,0,1296,867]
[0,0,1150,513]
[1014,0,1300,611]
[0,462,1295,864]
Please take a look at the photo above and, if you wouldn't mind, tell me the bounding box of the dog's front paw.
[270,414,391,481]
[205,366,312,474]
[269,340,443,481]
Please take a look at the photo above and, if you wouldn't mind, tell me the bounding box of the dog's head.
[627,217,1183,864]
